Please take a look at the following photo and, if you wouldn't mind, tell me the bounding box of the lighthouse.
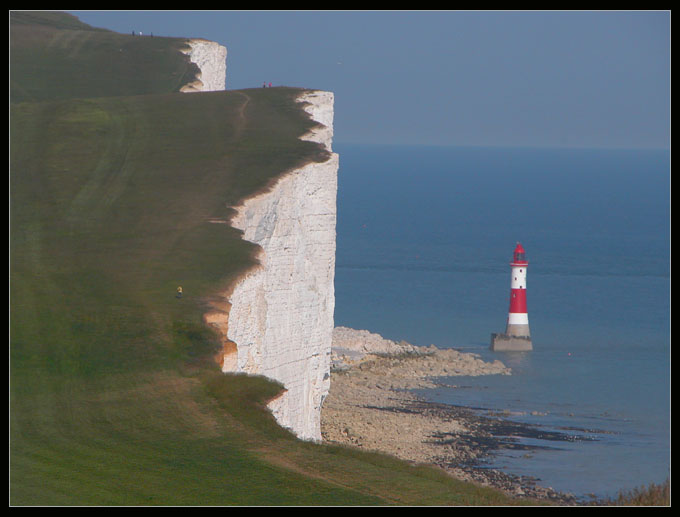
[491,242,533,351]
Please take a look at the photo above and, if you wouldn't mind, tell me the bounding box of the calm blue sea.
[333,143,670,501]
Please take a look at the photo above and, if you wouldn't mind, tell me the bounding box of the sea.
[332,143,670,501]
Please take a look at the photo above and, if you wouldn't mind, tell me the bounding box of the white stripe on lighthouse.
[510,267,527,289]
[508,312,529,325]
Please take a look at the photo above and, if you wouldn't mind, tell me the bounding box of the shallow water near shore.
[333,143,670,501]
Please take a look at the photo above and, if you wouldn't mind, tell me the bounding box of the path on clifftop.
[234,91,251,140]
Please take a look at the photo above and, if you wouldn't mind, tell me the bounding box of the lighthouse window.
[520,269,523,272]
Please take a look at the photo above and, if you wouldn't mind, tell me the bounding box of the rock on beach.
[321,327,576,504]
[322,326,510,463]
[330,326,509,386]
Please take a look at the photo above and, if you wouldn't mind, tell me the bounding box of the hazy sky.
[69,10,670,149]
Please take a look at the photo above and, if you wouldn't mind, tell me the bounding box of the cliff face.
[184,40,338,441]
[180,39,228,92]
[221,92,338,441]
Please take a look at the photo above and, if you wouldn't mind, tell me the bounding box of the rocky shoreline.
[320,327,581,505]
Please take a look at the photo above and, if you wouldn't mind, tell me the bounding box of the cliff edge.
[180,39,227,92]
[208,91,338,442]
[182,35,337,442]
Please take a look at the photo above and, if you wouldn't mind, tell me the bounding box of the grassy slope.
[10,11,197,102]
[10,12,525,505]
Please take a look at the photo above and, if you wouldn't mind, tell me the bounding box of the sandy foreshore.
[320,327,579,504]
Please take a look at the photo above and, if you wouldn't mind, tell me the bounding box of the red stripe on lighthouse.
[509,288,527,314]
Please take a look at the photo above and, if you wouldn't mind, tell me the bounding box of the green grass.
[10,12,534,506]
[10,11,197,102]
[596,479,670,506]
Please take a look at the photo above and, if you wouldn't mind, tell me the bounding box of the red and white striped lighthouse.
[491,242,533,351]
[507,242,530,337]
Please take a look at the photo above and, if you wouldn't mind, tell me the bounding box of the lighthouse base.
[490,333,533,352]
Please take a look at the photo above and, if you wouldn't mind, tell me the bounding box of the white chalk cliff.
[184,39,339,441]
[180,39,227,92]
[220,92,338,442]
